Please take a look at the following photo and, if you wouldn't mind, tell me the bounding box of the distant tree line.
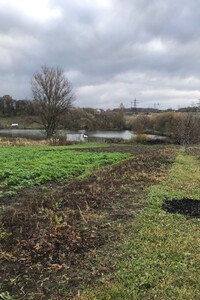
[129,112,200,146]
[1,93,199,144]
[0,97,125,131]
[123,105,200,114]
[0,95,34,117]
[61,107,125,131]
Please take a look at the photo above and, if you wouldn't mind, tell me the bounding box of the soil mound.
[162,199,200,218]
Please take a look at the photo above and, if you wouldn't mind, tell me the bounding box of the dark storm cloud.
[0,0,200,108]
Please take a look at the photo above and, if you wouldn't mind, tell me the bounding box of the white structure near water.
[66,133,88,142]
[11,123,19,128]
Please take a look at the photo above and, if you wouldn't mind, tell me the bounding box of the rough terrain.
[1,145,178,299]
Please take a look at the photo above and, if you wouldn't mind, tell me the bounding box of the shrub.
[134,134,151,144]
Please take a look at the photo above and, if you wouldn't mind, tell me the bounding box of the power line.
[131,98,139,113]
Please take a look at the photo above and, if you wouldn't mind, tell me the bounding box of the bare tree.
[32,65,74,139]
[174,113,200,149]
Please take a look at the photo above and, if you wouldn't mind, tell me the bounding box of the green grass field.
[0,145,131,198]
[82,151,200,300]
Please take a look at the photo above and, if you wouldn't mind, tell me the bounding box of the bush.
[173,113,200,148]
[134,134,151,144]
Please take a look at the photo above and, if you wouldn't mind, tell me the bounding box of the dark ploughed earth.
[162,199,200,218]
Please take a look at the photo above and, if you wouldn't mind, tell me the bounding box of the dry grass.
[0,137,82,146]
[0,137,51,146]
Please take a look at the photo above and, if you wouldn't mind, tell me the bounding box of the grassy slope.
[0,116,40,129]
[82,151,200,300]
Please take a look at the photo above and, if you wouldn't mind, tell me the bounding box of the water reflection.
[0,129,135,140]
[0,129,46,140]
[89,130,134,140]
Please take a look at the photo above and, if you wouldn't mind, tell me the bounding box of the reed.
[0,137,48,146]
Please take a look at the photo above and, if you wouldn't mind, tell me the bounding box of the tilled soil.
[0,145,177,299]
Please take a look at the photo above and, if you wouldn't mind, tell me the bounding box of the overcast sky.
[1,0,200,109]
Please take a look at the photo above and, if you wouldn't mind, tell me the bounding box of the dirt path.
[0,145,178,299]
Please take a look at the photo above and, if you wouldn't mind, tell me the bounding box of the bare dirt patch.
[162,199,200,218]
[0,145,178,299]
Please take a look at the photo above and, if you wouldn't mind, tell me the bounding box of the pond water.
[0,129,165,141]
[0,129,46,140]
[0,129,135,140]
[88,130,134,140]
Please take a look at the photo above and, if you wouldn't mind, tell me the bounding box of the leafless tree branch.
[32,65,74,139]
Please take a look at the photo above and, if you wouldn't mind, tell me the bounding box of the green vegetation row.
[0,145,132,198]
[83,152,200,300]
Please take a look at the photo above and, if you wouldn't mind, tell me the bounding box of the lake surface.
[0,129,135,140]
[0,129,46,139]
[89,130,134,140]
[0,129,165,141]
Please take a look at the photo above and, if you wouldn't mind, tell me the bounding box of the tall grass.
[0,137,48,146]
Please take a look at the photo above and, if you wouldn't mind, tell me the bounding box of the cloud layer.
[1,0,200,109]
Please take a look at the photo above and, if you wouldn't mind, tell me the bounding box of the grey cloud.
[0,0,200,108]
